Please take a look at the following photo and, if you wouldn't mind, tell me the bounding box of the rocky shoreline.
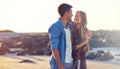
[0,30,120,56]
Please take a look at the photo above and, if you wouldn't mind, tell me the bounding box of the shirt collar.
[58,18,64,29]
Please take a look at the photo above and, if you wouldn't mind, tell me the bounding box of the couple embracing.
[48,3,92,69]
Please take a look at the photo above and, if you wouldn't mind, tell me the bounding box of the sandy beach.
[87,60,120,69]
[0,55,120,69]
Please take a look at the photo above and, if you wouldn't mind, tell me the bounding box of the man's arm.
[49,26,64,69]
[53,49,64,69]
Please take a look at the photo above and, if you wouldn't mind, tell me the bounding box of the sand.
[87,60,120,69]
[0,55,120,69]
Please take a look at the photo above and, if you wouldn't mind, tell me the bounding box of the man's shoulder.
[49,20,62,29]
[48,21,64,36]
[50,22,59,29]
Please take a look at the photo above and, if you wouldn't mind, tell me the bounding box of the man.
[48,3,73,69]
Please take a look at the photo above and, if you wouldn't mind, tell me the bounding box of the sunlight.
[0,0,120,32]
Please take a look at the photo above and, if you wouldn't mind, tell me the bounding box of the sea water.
[89,47,120,65]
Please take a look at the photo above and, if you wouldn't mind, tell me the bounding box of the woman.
[71,11,92,69]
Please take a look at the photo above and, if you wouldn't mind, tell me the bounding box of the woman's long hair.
[79,11,88,40]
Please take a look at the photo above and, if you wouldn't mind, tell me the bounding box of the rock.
[16,51,25,56]
[19,59,35,63]
[86,52,96,59]
[96,50,105,58]
[116,54,120,56]
[87,50,114,61]
[95,51,114,61]
[98,53,114,61]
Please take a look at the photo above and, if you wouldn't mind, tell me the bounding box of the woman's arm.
[76,37,89,49]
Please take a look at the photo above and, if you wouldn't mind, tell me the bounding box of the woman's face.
[74,11,82,24]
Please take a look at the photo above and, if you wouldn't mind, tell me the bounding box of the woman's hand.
[84,30,92,40]
[83,46,88,54]
[83,44,90,54]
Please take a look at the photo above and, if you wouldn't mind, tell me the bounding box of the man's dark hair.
[58,3,72,17]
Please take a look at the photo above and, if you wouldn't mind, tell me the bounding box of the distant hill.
[89,30,120,47]
[0,30,14,32]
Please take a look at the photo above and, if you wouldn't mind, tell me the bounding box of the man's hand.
[53,49,64,69]
[58,64,64,69]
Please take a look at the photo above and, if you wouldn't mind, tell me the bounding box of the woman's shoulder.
[71,24,78,31]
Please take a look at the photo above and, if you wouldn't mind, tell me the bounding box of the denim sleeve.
[49,26,61,50]
[67,21,74,29]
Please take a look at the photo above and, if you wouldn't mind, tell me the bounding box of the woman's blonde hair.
[79,11,88,39]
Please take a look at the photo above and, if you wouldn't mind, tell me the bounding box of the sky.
[0,0,120,33]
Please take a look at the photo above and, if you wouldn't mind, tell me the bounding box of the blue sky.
[0,0,120,32]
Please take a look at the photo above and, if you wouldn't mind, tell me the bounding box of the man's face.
[67,9,73,22]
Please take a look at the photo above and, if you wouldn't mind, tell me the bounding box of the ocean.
[88,47,120,65]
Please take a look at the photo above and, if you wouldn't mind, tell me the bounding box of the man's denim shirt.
[49,18,74,69]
